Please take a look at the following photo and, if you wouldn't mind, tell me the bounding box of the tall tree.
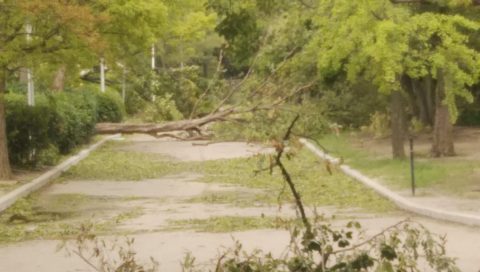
[307,0,480,158]
[0,1,101,179]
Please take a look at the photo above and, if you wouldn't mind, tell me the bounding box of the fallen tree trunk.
[95,108,235,135]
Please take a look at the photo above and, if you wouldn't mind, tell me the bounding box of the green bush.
[95,90,125,123]
[36,144,60,166]
[142,93,183,122]
[5,93,55,166]
[51,91,98,153]
[458,107,480,126]
[125,89,147,115]
[5,89,125,167]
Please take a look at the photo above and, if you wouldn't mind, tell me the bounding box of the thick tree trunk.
[51,65,66,92]
[424,76,436,126]
[0,69,12,180]
[390,90,406,159]
[412,78,432,126]
[431,70,455,157]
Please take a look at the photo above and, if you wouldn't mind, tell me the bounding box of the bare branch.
[72,250,101,272]
[273,115,313,237]
[189,49,224,119]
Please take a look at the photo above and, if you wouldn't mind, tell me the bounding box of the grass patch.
[186,191,269,207]
[318,134,478,193]
[62,141,183,181]
[61,140,395,212]
[186,150,396,213]
[168,216,287,232]
[0,195,144,244]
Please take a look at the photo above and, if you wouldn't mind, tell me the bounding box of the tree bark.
[431,70,455,157]
[51,65,66,92]
[424,76,436,126]
[390,89,406,159]
[411,78,431,126]
[0,69,12,180]
[95,108,235,135]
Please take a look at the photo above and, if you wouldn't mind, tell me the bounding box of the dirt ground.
[0,135,480,271]
[340,127,480,219]
[351,127,480,160]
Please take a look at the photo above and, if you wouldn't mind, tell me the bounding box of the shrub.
[125,89,147,115]
[360,111,391,138]
[51,91,98,153]
[95,90,125,123]
[458,107,480,126]
[5,89,124,167]
[5,93,56,166]
[142,93,183,122]
[36,144,60,166]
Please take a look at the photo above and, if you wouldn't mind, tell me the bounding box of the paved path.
[0,135,479,271]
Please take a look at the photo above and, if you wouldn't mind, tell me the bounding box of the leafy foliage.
[5,90,124,167]
[310,0,480,121]
[210,218,459,272]
[142,94,183,122]
[94,90,125,123]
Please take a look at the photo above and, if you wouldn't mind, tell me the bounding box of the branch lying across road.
[95,108,234,135]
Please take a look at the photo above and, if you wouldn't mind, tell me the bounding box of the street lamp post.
[151,44,156,70]
[26,23,34,106]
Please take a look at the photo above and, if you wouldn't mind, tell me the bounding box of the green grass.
[186,191,269,207]
[62,141,184,181]
[317,133,479,193]
[0,137,400,242]
[167,216,289,232]
[0,194,144,244]
[60,140,396,212]
[187,151,396,212]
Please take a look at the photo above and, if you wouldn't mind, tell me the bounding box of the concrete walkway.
[301,138,480,227]
[1,136,480,271]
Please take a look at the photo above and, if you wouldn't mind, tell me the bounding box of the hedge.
[5,90,124,167]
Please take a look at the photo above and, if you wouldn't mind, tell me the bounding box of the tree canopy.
[1,0,480,179]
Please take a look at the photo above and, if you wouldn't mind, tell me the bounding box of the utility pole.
[151,44,156,102]
[100,57,106,93]
[122,67,127,103]
[151,44,156,70]
[26,23,34,106]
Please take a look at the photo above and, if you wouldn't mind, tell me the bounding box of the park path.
[0,135,479,271]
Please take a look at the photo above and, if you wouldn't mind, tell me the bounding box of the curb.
[300,138,480,227]
[0,134,121,212]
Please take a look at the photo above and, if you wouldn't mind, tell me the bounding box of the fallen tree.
[95,108,235,137]
[93,41,315,139]
[95,72,316,139]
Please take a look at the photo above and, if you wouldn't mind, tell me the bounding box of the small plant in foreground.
[211,217,458,271]
[60,223,158,272]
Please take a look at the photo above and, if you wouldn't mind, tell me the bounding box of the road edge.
[300,138,480,227]
[0,134,121,212]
